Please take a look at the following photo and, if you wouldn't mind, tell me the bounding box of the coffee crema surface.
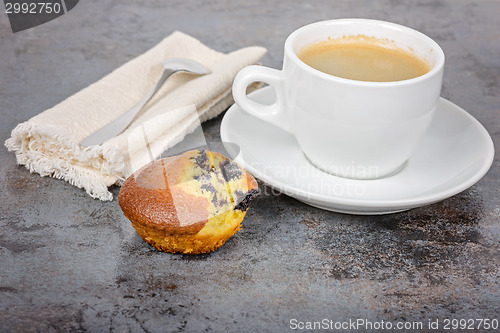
[297,35,431,82]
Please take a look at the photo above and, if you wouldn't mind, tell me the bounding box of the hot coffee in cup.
[297,35,431,82]
[233,19,444,179]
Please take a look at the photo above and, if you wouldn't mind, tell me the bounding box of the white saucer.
[220,86,494,214]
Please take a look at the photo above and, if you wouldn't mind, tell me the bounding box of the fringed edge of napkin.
[5,80,264,201]
[5,122,124,201]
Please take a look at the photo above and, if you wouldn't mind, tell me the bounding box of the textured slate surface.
[0,0,499,332]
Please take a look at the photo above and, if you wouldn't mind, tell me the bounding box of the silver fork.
[80,58,210,146]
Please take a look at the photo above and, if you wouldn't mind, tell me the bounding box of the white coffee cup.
[232,19,444,179]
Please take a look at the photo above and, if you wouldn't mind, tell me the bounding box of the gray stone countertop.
[1,0,499,332]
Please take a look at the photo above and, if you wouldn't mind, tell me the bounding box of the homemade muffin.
[118,148,258,254]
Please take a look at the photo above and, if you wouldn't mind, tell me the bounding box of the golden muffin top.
[118,149,258,235]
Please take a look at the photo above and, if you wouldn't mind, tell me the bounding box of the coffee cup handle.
[232,65,291,133]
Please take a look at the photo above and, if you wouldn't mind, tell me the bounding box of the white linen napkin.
[5,31,266,201]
